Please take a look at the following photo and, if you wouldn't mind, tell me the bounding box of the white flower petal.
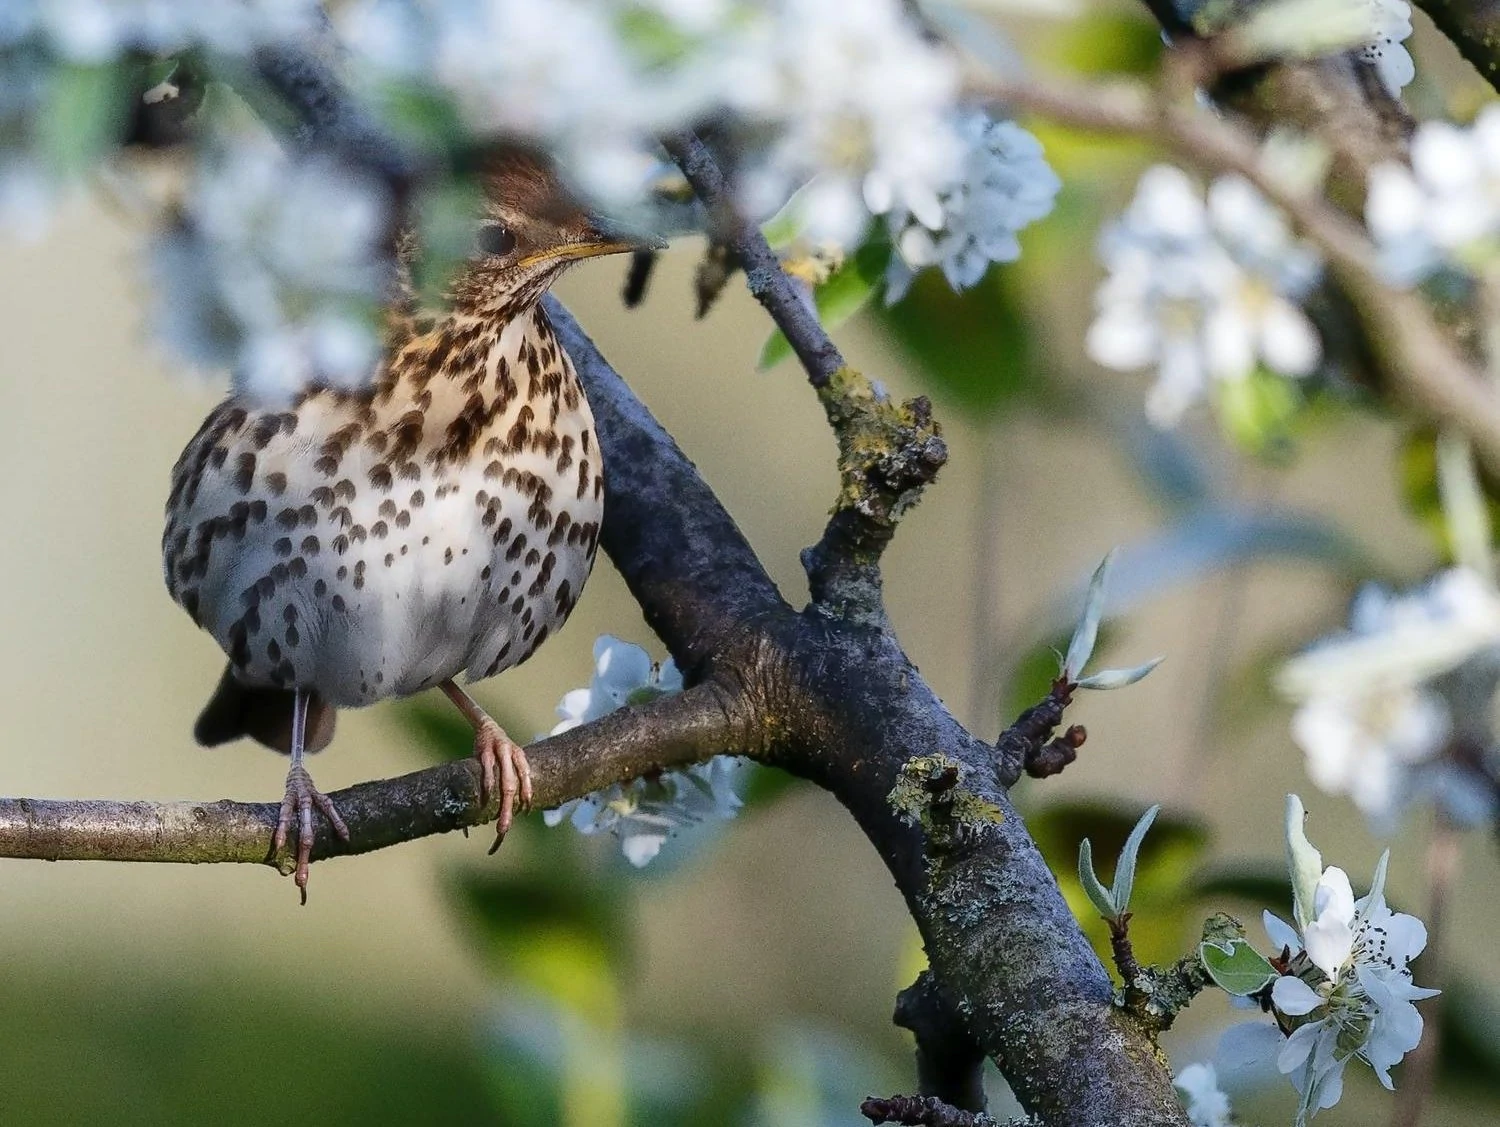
[1272,974,1325,1016]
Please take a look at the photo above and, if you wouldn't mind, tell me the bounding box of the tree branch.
[894,971,989,1113]
[544,297,791,670]
[0,681,744,870]
[663,131,847,389]
[664,131,948,620]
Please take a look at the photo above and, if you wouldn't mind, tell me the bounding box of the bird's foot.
[274,762,351,905]
[474,720,533,854]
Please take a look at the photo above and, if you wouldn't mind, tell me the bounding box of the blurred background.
[3,6,1500,1126]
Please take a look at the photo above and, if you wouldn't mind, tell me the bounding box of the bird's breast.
[163,306,604,708]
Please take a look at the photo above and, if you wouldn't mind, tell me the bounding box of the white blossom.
[146,133,390,401]
[1087,165,1323,427]
[1263,841,1438,1122]
[1367,105,1500,285]
[33,0,318,62]
[1279,569,1500,831]
[543,636,744,867]
[1359,0,1415,100]
[732,0,964,245]
[1173,1063,1233,1127]
[883,111,1060,302]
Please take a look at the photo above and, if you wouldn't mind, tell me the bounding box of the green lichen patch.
[889,753,1005,843]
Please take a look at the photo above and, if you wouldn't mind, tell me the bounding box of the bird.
[162,149,646,901]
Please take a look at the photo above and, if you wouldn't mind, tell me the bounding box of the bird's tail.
[194,664,337,754]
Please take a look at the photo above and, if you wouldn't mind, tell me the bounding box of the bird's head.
[449,146,658,316]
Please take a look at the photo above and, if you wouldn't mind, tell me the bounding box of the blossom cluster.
[340,0,968,247]
[542,636,744,867]
[147,133,392,400]
[1367,105,1500,286]
[882,111,1060,303]
[1183,798,1436,1124]
[1262,798,1437,1121]
[1278,568,1500,832]
[1087,165,1323,427]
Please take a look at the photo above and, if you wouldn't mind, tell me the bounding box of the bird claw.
[474,721,532,853]
[274,762,351,905]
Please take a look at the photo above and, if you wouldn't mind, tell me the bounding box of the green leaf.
[1077,838,1120,920]
[757,241,891,370]
[1075,656,1164,691]
[1199,938,1277,997]
[1046,10,1165,76]
[1110,804,1160,916]
[1032,800,1209,968]
[1063,550,1116,680]
[1215,366,1300,459]
[737,762,805,807]
[1436,431,1497,583]
[40,63,133,176]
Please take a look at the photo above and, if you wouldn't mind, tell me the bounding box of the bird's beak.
[518,216,667,268]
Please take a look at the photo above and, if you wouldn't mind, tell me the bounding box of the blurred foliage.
[0,963,491,1126]
[872,263,1040,418]
[1401,427,1500,564]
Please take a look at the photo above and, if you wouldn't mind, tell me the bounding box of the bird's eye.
[477,223,518,257]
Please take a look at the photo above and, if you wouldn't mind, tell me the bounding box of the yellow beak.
[517,240,642,269]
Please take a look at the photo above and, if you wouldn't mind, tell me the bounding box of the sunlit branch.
[0,681,744,872]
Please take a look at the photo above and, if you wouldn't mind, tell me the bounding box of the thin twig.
[663,131,846,388]
[663,130,947,618]
[0,682,744,872]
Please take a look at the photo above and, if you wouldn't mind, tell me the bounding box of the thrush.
[162,151,645,900]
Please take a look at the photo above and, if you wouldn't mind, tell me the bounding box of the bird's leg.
[273,687,351,904]
[440,680,533,852]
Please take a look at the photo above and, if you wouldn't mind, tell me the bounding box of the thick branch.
[545,297,790,671]
[987,73,1500,472]
[0,681,743,870]
[895,971,988,1112]
[1413,1,1500,94]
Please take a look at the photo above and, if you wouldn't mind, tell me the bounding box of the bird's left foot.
[274,762,351,905]
[474,720,533,853]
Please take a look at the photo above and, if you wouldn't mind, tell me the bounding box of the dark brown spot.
[332,594,347,612]
[371,520,388,539]
[233,452,256,493]
[272,536,293,557]
[265,472,287,496]
[250,416,281,449]
[301,535,320,555]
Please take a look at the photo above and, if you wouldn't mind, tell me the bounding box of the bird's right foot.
[274,762,351,905]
